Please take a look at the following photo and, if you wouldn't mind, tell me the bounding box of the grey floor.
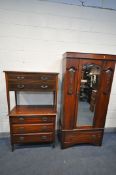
[0,133,116,175]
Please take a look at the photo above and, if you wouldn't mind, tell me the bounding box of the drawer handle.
[16,76,25,80]
[41,76,48,80]
[41,135,47,140]
[19,127,25,132]
[19,136,24,141]
[19,117,25,121]
[42,117,48,122]
[41,126,48,131]
[17,84,25,89]
[41,85,48,89]
[92,135,96,139]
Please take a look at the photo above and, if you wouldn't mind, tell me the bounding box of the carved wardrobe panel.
[60,52,116,149]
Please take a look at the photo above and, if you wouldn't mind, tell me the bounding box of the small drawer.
[10,116,55,124]
[12,123,54,134]
[12,133,53,143]
[8,82,55,91]
[7,73,56,82]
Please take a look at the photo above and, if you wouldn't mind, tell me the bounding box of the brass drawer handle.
[92,135,96,139]
[16,76,25,80]
[19,136,25,141]
[41,126,48,131]
[41,76,48,80]
[19,127,25,132]
[17,84,25,89]
[41,85,48,89]
[19,117,25,121]
[42,117,48,122]
[41,135,47,140]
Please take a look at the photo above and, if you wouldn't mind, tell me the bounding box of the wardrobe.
[60,52,116,148]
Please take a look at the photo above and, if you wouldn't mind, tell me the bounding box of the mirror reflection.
[77,64,101,126]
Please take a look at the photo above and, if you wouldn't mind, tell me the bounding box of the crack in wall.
[38,0,116,11]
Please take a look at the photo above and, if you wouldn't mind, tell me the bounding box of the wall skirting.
[0,128,116,138]
[104,127,116,133]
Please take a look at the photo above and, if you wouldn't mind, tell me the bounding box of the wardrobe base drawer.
[61,130,103,148]
[12,133,54,144]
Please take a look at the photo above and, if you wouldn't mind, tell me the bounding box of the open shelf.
[10,105,57,116]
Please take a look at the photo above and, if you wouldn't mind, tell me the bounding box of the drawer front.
[64,131,102,144]
[8,82,55,91]
[10,116,55,124]
[12,123,54,134]
[7,73,56,82]
[12,133,53,143]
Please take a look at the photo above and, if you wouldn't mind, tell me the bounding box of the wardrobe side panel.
[93,61,115,128]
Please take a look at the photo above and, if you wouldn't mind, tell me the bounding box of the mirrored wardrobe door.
[75,60,103,128]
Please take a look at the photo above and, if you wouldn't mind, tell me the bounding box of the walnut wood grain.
[12,133,53,144]
[60,52,116,149]
[9,105,57,116]
[12,123,54,134]
[10,115,55,124]
[4,71,58,151]
[63,52,116,61]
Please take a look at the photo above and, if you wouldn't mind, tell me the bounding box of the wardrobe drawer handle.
[41,85,48,89]
[41,135,47,140]
[17,84,25,89]
[92,135,96,139]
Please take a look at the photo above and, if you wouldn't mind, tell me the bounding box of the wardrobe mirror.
[77,64,101,126]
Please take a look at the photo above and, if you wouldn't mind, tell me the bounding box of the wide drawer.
[12,123,54,134]
[8,82,55,91]
[10,116,55,124]
[64,130,103,144]
[12,133,53,143]
[7,73,56,82]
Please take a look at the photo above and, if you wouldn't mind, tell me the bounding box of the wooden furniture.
[4,71,58,151]
[60,52,116,149]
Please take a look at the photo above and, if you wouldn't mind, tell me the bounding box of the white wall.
[0,0,116,132]
[46,0,116,10]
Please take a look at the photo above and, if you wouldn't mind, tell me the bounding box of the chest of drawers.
[4,71,58,151]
